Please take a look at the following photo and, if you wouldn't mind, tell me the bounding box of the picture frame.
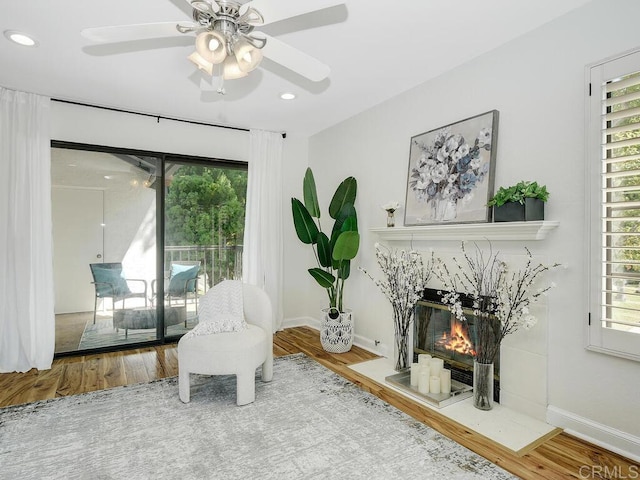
[404,110,499,226]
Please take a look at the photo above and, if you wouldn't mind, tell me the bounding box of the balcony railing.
[164,245,243,292]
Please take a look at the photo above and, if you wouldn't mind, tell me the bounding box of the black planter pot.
[493,198,544,222]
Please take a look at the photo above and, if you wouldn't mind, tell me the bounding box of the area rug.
[78,316,197,350]
[0,354,516,480]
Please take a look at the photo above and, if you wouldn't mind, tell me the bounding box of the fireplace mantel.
[370,220,559,241]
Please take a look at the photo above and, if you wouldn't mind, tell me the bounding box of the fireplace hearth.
[414,288,500,403]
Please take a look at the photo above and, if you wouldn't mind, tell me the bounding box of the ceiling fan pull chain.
[217,74,226,95]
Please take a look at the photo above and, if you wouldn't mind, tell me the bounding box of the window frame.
[586,48,640,362]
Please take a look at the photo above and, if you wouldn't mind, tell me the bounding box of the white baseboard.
[353,333,390,358]
[547,405,640,463]
[281,317,390,358]
[280,316,319,330]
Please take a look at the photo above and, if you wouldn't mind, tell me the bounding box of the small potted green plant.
[291,168,360,353]
[487,181,549,222]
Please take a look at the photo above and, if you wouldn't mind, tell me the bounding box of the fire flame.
[435,319,476,356]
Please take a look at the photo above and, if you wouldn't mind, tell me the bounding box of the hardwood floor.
[1,326,637,479]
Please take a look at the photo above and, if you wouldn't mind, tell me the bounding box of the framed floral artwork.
[404,110,499,226]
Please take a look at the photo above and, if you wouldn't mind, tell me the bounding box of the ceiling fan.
[81,0,342,93]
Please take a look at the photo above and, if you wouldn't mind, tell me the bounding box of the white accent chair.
[178,283,273,406]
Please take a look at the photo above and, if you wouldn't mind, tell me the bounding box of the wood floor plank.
[0,369,38,407]
[121,349,151,385]
[26,363,64,403]
[530,434,638,479]
[80,354,105,393]
[0,327,637,480]
[102,352,126,389]
[272,341,291,357]
[157,345,179,378]
[55,362,85,397]
[140,347,166,381]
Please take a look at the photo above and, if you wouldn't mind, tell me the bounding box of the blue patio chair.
[151,261,201,326]
[89,262,148,324]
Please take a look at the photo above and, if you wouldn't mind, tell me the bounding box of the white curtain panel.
[243,130,284,331]
[0,88,55,373]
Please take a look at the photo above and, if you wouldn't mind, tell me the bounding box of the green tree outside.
[164,164,247,286]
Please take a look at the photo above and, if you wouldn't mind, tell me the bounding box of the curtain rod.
[51,98,287,139]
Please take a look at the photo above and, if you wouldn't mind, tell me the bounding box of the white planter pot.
[320,308,354,353]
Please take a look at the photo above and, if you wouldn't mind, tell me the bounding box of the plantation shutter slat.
[604,245,640,251]
[604,152,640,165]
[604,122,640,136]
[602,168,640,179]
[602,200,640,208]
[604,184,640,193]
[605,75,640,92]
[604,137,640,150]
[604,106,640,122]
[601,70,640,333]
[605,89,640,107]
[601,317,640,328]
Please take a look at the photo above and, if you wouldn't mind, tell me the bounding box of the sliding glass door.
[51,144,248,354]
[52,144,160,353]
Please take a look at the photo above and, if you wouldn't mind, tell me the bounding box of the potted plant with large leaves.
[291,168,360,353]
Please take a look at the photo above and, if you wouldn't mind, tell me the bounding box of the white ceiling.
[1,0,593,136]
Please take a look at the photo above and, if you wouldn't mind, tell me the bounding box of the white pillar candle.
[429,376,441,394]
[440,369,452,395]
[418,367,430,394]
[429,358,444,377]
[418,354,432,366]
[410,363,420,387]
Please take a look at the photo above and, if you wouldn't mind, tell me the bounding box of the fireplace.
[413,288,500,402]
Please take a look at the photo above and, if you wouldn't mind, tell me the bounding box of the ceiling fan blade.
[190,1,219,15]
[241,0,344,26]
[261,34,330,81]
[81,22,194,43]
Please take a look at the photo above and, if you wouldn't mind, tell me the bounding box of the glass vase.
[430,197,457,222]
[386,210,395,228]
[394,332,410,371]
[473,361,494,410]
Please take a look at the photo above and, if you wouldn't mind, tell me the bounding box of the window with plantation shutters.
[588,49,640,361]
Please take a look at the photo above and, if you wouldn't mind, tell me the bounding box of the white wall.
[50,101,250,160]
[281,135,314,322]
[293,0,640,460]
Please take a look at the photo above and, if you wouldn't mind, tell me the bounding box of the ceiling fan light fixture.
[222,56,248,80]
[195,30,227,64]
[187,51,213,75]
[234,37,263,73]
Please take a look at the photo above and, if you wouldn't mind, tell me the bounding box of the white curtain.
[0,87,55,373]
[243,130,284,332]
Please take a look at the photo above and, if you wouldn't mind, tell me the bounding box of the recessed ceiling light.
[4,30,38,47]
[104,175,112,180]
[280,92,296,100]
